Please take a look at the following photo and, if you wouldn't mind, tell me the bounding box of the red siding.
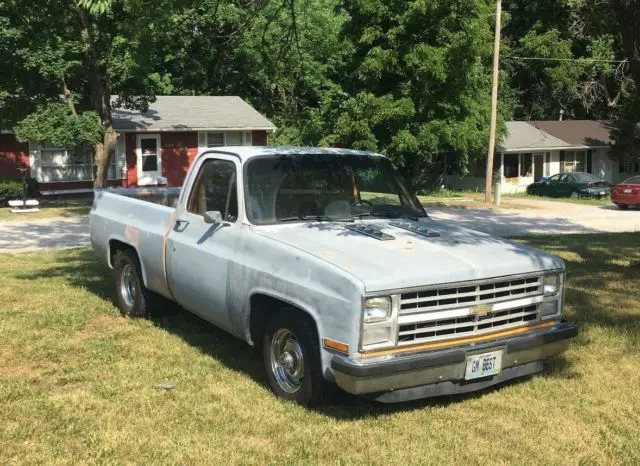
[126,133,137,187]
[116,130,270,189]
[0,133,30,179]
[252,130,267,146]
[161,132,199,187]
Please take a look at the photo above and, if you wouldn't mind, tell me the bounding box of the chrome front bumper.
[331,321,577,403]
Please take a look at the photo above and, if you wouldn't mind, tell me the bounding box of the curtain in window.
[39,144,93,182]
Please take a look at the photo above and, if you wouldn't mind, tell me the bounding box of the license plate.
[464,350,503,380]
[624,189,632,194]
[599,191,605,195]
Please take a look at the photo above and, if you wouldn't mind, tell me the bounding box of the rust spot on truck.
[124,224,140,246]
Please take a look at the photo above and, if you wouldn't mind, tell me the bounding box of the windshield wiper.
[351,210,423,221]
[276,215,354,223]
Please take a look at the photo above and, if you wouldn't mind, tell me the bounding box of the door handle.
[175,218,189,230]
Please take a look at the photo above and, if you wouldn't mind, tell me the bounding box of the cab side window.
[187,159,238,222]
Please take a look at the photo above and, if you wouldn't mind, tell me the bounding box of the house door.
[534,153,544,181]
[136,134,162,185]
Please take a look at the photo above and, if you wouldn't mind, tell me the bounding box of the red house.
[0,96,276,194]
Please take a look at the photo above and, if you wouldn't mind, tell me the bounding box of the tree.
[0,0,175,187]
[502,0,624,121]
[609,0,640,160]
[316,0,510,182]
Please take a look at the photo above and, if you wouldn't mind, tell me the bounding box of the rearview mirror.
[204,211,223,224]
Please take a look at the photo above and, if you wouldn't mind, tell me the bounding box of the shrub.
[0,178,39,204]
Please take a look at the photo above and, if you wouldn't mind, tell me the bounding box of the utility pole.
[485,0,502,203]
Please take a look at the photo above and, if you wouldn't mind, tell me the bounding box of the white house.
[446,120,639,194]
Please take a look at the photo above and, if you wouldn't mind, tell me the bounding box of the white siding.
[444,175,485,191]
[547,151,561,176]
[592,149,612,181]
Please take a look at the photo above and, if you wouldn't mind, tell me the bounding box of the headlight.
[543,274,560,296]
[363,297,391,323]
[361,296,395,350]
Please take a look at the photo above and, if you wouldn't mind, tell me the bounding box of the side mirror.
[204,211,223,224]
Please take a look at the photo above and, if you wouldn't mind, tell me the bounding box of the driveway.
[0,217,90,252]
[0,200,639,252]
[428,199,640,237]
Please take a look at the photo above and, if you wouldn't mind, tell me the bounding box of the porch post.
[500,152,504,181]
[518,153,522,182]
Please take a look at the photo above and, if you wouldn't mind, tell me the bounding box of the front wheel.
[263,309,335,407]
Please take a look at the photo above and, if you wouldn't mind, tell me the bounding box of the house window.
[520,153,533,177]
[225,132,243,146]
[503,154,519,178]
[206,133,225,147]
[561,150,586,173]
[619,159,640,173]
[199,131,253,150]
[39,143,93,183]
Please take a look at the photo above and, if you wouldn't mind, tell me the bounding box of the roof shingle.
[112,96,276,132]
[498,121,569,152]
[531,120,613,147]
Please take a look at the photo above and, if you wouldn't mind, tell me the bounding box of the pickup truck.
[90,146,577,406]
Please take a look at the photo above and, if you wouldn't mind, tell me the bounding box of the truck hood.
[252,218,563,292]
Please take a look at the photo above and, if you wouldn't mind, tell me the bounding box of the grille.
[400,276,542,314]
[398,305,539,345]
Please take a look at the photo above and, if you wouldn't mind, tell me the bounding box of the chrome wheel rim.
[270,329,304,393]
[120,264,136,308]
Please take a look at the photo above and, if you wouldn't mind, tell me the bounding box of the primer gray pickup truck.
[90,146,577,406]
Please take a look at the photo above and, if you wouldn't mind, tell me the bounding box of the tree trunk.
[94,125,118,188]
[78,7,115,188]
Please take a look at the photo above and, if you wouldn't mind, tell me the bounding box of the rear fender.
[108,235,149,287]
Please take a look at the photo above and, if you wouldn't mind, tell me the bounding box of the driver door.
[165,155,241,331]
[557,174,573,197]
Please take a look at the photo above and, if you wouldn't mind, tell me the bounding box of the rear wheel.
[616,203,629,210]
[263,309,336,407]
[570,190,580,199]
[113,249,153,317]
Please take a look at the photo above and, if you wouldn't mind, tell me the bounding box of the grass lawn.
[1,235,640,464]
[0,203,90,223]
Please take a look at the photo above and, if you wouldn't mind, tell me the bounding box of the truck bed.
[102,187,181,208]
[90,187,181,299]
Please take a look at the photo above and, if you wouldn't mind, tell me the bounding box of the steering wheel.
[352,199,374,208]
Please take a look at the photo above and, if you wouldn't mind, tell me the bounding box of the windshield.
[245,153,426,224]
[572,172,602,182]
[622,176,640,185]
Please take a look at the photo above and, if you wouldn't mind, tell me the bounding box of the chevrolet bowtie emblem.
[472,303,492,317]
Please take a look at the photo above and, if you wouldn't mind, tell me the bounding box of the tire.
[262,309,336,407]
[616,203,629,210]
[113,249,154,318]
[570,190,580,199]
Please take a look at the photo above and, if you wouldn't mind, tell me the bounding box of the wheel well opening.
[109,240,137,268]
[249,294,317,346]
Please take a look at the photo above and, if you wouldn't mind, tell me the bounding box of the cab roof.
[196,146,387,163]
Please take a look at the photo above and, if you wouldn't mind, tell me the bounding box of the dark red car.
[612,176,640,209]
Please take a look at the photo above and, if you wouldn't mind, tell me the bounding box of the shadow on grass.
[13,232,640,417]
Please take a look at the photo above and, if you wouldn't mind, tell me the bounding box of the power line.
[507,56,630,63]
